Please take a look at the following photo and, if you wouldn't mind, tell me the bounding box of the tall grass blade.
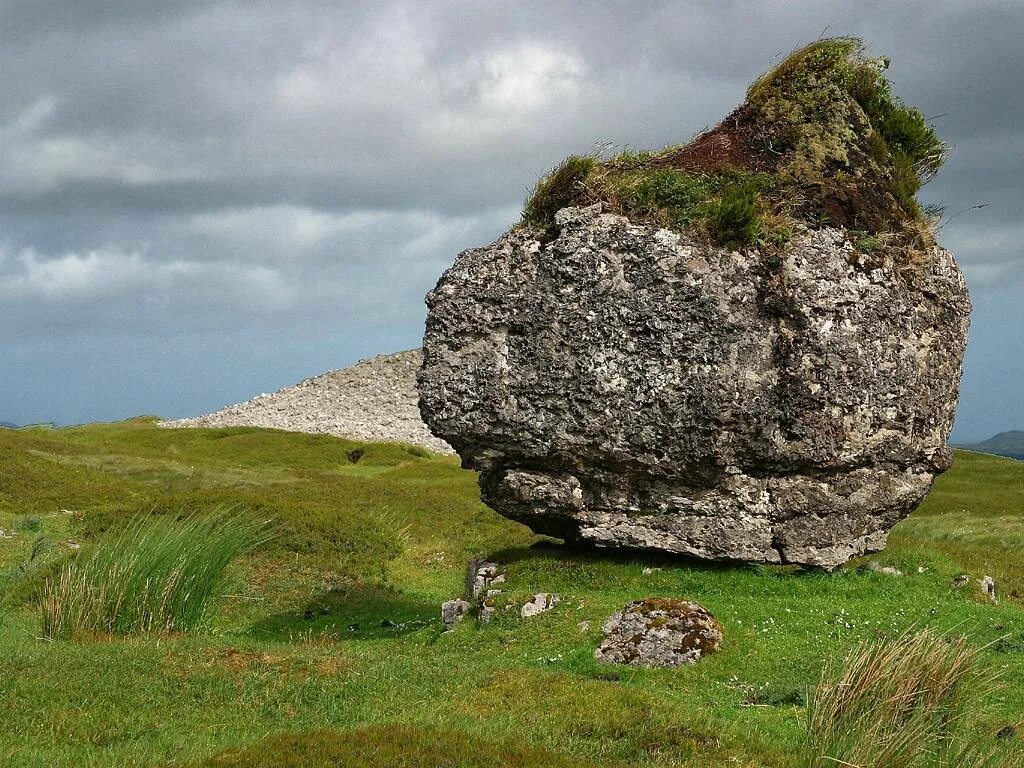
[803,628,1020,768]
[39,511,270,639]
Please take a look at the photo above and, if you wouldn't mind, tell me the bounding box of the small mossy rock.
[595,598,723,668]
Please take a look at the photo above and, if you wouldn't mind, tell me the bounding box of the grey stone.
[441,599,470,630]
[980,575,997,602]
[478,604,497,624]
[465,557,502,600]
[418,206,970,569]
[866,561,903,577]
[520,593,560,618]
[595,598,723,667]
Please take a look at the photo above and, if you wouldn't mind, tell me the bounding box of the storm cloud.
[1,0,1021,440]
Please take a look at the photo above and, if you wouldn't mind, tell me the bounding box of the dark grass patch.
[462,667,737,763]
[522,154,597,231]
[194,724,603,768]
[248,582,437,641]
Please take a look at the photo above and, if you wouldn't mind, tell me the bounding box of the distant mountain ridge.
[958,431,1024,460]
[0,421,17,429]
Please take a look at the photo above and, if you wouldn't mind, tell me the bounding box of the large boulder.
[418,39,971,569]
[417,205,969,569]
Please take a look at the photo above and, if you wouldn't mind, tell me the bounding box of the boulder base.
[418,206,970,568]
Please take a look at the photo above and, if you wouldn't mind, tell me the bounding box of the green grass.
[0,420,1021,766]
[39,513,270,639]
[195,724,604,767]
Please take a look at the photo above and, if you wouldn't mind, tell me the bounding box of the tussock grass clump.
[803,629,1017,768]
[522,37,945,252]
[39,512,270,639]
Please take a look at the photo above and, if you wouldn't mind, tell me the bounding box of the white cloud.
[188,205,394,253]
[478,43,586,113]
[0,246,294,310]
[0,96,207,195]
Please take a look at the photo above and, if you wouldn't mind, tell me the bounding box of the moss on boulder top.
[522,38,946,251]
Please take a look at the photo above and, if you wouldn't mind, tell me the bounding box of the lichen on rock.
[595,598,723,667]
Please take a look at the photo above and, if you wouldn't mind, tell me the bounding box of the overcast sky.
[1,0,1021,441]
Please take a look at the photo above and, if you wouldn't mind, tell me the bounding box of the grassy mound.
[522,38,945,251]
[197,724,600,768]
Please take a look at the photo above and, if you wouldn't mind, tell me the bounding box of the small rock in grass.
[441,599,471,630]
[951,573,970,589]
[578,620,590,632]
[520,593,560,618]
[465,557,502,599]
[866,561,903,577]
[479,605,497,624]
[980,576,997,602]
[595,598,723,668]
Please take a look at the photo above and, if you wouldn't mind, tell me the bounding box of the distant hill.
[0,421,17,429]
[161,349,453,454]
[959,431,1024,460]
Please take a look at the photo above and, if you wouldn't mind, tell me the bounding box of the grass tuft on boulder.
[522,37,946,251]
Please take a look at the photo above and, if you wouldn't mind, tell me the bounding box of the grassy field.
[0,419,1022,766]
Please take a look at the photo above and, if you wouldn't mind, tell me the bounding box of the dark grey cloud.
[1,0,1021,440]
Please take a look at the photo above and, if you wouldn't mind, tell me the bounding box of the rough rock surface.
[418,205,970,568]
[465,558,502,600]
[595,598,723,667]
[163,350,452,454]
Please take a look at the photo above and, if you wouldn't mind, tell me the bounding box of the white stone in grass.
[520,593,560,618]
[866,561,903,577]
